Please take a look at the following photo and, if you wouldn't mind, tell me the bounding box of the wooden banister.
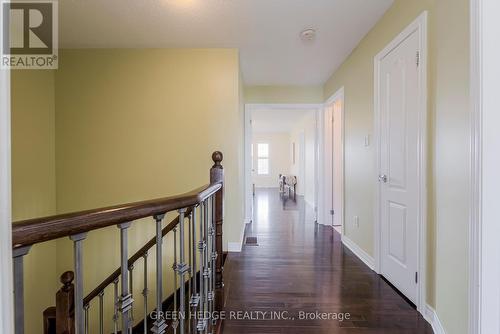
[55,271,74,334]
[210,152,225,312]
[15,151,225,334]
[12,183,221,249]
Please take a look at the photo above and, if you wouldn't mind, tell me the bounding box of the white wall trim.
[469,0,482,333]
[424,305,446,334]
[318,87,345,232]
[373,11,428,314]
[244,104,253,225]
[245,103,325,111]
[0,4,14,330]
[324,86,345,105]
[341,235,375,270]
[471,1,500,333]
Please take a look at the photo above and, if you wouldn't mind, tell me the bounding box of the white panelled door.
[379,29,420,303]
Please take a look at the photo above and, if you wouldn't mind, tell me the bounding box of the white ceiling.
[252,109,315,133]
[59,0,393,86]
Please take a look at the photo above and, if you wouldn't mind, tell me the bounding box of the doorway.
[374,13,427,310]
[244,104,323,225]
[323,90,344,234]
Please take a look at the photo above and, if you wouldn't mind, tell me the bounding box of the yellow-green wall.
[54,48,243,245]
[12,48,244,333]
[323,0,469,332]
[433,1,470,332]
[245,85,323,104]
[11,71,58,334]
[53,48,244,331]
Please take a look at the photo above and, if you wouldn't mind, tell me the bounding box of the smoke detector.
[300,28,316,42]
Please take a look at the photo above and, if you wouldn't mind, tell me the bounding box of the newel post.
[210,151,224,311]
[55,271,75,334]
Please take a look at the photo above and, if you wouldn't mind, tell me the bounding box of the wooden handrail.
[15,151,226,334]
[12,183,221,249]
[83,207,192,305]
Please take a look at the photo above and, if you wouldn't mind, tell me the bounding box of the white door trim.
[0,6,14,330]
[373,11,428,313]
[470,0,500,333]
[319,87,345,232]
[244,104,253,225]
[469,1,481,332]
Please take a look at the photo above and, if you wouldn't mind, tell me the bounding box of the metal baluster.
[98,291,104,334]
[190,206,200,332]
[113,278,119,334]
[211,196,217,330]
[178,208,188,334]
[13,246,31,334]
[70,233,87,334]
[118,222,134,333]
[84,304,90,334]
[197,202,206,333]
[207,198,214,333]
[129,264,135,324]
[203,200,210,333]
[172,227,178,333]
[152,214,167,334]
[142,252,149,334]
[188,212,192,334]
[206,198,212,334]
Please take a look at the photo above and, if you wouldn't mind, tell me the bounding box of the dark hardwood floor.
[221,188,432,334]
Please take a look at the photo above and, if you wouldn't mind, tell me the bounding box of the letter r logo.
[2,2,53,55]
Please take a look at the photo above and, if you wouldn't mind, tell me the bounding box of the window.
[257,143,269,175]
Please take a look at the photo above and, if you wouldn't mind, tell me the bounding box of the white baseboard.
[341,235,375,270]
[423,304,446,334]
[341,237,443,333]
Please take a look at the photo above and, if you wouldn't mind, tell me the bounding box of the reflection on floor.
[222,188,432,333]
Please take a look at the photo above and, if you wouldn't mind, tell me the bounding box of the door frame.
[244,103,324,224]
[297,131,306,196]
[0,4,14,330]
[373,12,428,313]
[470,0,500,333]
[319,88,345,231]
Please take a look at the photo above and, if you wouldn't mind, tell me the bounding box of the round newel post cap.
[212,151,223,168]
[60,271,74,288]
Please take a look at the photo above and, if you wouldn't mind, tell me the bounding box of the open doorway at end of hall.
[244,104,323,225]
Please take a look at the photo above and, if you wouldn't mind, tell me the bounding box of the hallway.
[222,188,432,333]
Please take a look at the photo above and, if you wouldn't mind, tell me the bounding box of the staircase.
[12,152,226,334]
